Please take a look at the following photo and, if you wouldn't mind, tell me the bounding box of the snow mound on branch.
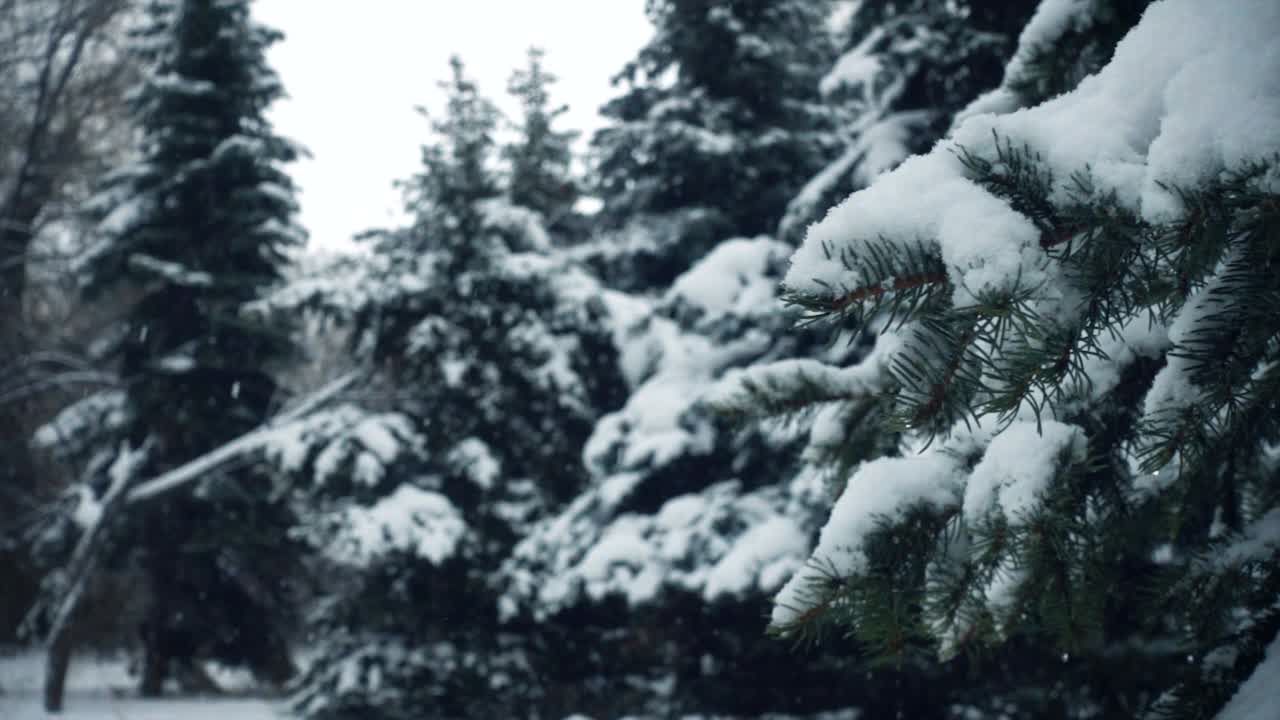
[584,238,788,477]
[1136,268,1223,443]
[706,329,902,410]
[503,476,820,618]
[96,195,153,239]
[448,437,501,490]
[820,27,885,98]
[787,0,1280,296]
[772,451,963,627]
[1066,310,1169,407]
[962,420,1085,521]
[703,514,810,601]
[1012,0,1092,69]
[665,237,788,320]
[327,484,466,565]
[247,250,398,319]
[786,151,1046,309]
[478,198,553,252]
[981,0,1279,222]
[1218,508,1280,568]
[32,390,129,456]
[962,420,1085,632]
[953,0,1094,124]
[580,318,771,476]
[260,404,421,488]
[502,237,824,619]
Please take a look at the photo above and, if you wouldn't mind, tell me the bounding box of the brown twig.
[827,271,949,314]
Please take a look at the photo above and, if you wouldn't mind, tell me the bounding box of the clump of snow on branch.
[32,390,129,458]
[789,0,1280,296]
[773,0,1280,634]
[961,420,1085,523]
[772,451,963,627]
[819,27,884,99]
[478,198,552,252]
[260,404,422,489]
[447,437,501,491]
[665,237,789,321]
[503,474,820,619]
[584,238,787,477]
[1216,509,1280,569]
[324,484,466,566]
[960,420,1085,635]
[707,328,902,411]
[787,150,1047,309]
[953,0,1095,124]
[501,237,826,618]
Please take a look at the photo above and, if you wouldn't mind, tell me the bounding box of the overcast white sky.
[252,1,651,252]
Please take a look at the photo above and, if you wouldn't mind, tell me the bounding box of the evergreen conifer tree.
[585,0,835,290]
[500,229,877,717]
[263,56,627,719]
[40,0,306,696]
[777,0,1040,243]
[718,1,1280,716]
[495,3,1063,716]
[503,47,581,238]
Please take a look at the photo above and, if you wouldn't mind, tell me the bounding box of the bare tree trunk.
[177,657,223,696]
[140,656,166,698]
[43,622,74,712]
[257,631,299,689]
[139,602,167,698]
[38,443,139,713]
[32,372,358,711]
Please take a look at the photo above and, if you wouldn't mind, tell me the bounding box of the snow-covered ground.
[0,649,866,719]
[0,651,286,720]
[0,695,285,720]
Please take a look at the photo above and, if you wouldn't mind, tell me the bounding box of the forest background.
[1,1,1278,719]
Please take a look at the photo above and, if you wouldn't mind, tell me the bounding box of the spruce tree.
[503,47,580,238]
[717,1,1280,716]
[501,231,875,717]
[777,0,1040,243]
[356,56,616,509]
[264,57,626,719]
[495,3,1060,717]
[49,0,306,695]
[586,0,834,290]
[953,0,1151,122]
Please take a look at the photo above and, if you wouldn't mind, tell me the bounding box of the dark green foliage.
[291,549,520,720]
[358,57,621,507]
[837,0,1037,124]
[283,56,629,719]
[777,0,1040,244]
[771,133,1280,719]
[504,47,581,236]
[1005,0,1152,106]
[69,0,305,690]
[737,2,1280,715]
[587,0,835,289]
[594,0,832,227]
